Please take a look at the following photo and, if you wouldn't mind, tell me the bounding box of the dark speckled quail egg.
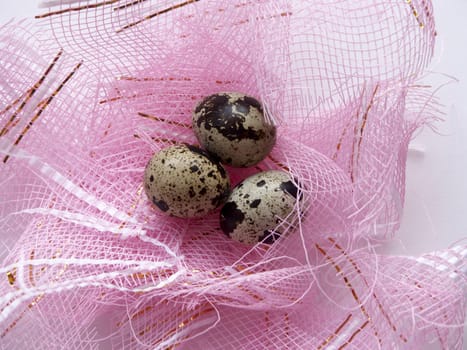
[193,92,276,167]
[144,144,230,218]
[220,170,301,244]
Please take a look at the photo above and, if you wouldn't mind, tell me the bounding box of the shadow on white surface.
[385,0,467,257]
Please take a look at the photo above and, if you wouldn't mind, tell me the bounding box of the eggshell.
[144,144,230,218]
[193,92,276,167]
[220,170,301,244]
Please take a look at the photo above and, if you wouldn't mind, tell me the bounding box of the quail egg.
[220,170,301,244]
[144,144,230,218]
[193,92,276,167]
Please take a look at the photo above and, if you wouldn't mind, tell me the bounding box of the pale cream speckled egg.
[192,92,276,167]
[144,144,230,218]
[220,170,301,244]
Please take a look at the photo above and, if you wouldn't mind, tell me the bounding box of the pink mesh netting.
[0,0,465,349]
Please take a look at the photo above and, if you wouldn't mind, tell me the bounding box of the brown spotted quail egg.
[220,170,301,244]
[192,92,276,167]
[144,144,230,218]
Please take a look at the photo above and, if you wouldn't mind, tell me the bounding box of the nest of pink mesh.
[0,1,464,349]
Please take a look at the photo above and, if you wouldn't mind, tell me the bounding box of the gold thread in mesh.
[151,136,178,144]
[150,306,215,346]
[118,185,144,230]
[0,90,32,137]
[118,76,192,82]
[114,0,148,11]
[329,238,404,343]
[251,164,264,172]
[99,91,167,104]
[99,94,135,104]
[238,285,264,302]
[0,293,45,338]
[6,269,16,286]
[349,85,378,182]
[133,134,177,144]
[338,319,370,350]
[28,250,36,287]
[355,85,378,168]
[317,314,353,350]
[334,87,365,161]
[406,0,425,28]
[3,61,82,163]
[267,155,289,172]
[215,80,237,85]
[406,274,449,345]
[0,90,29,118]
[315,243,374,345]
[284,312,290,337]
[231,11,292,27]
[116,0,200,33]
[130,303,207,339]
[35,0,119,19]
[138,112,191,129]
[0,50,63,138]
[1,255,68,338]
[333,113,355,161]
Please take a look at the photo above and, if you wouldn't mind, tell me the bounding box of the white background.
[383,0,467,256]
[1,1,466,348]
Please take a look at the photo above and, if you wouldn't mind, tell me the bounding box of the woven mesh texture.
[0,1,465,349]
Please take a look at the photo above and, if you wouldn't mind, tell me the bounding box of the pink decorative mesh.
[0,1,464,349]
